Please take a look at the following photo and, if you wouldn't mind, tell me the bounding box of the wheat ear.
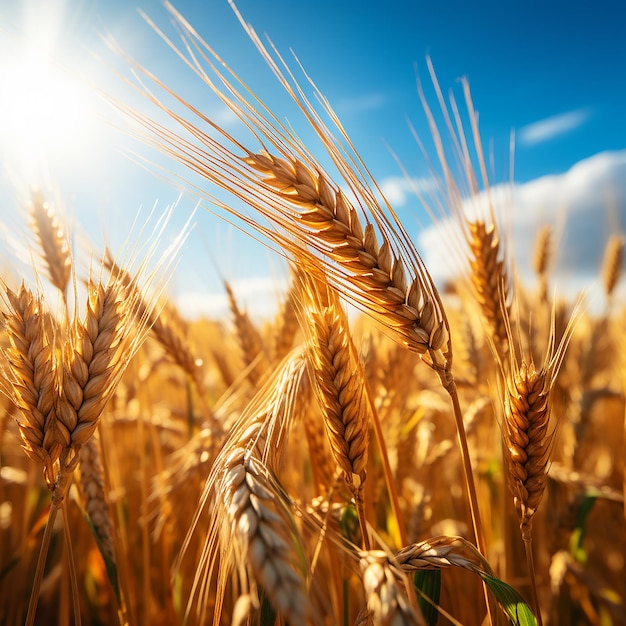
[28,191,72,299]
[300,272,371,547]
[359,550,422,626]
[224,280,268,386]
[467,219,511,361]
[189,349,310,625]
[501,305,577,625]
[58,280,128,456]
[601,234,624,300]
[78,433,116,567]
[244,151,449,361]
[532,225,552,303]
[1,284,66,487]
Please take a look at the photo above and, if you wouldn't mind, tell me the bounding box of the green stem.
[523,533,543,626]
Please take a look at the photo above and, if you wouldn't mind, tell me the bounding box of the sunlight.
[0,7,103,182]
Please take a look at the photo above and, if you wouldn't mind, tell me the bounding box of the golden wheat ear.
[601,234,624,301]
[188,348,311,625]
[296,270,372,547]
[0,283,64,488]
[499,295,581,625]
[28,190,72,300]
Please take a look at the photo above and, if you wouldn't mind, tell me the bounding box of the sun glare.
[0,10,102,183]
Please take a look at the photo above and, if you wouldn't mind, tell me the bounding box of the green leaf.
[339,503,360,544]
[480,573,537,626]
[413,569,441,625]
[570,495,597,563]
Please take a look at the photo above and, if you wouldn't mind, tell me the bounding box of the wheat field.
[0,4,625,626]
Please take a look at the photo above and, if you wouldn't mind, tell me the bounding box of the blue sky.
[1,0,625,316]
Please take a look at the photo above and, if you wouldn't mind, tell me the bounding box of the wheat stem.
[523,536,543,626]
[442,378,486,557]
[25,467,73,626]
[360,365,408,549]
[62,498,82,626]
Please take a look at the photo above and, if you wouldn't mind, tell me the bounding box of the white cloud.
[418,150,626,302]
[175,274,289,320]
[174,151,626,320]
[213,106,240,128]
[519,108,591,146]
[336,92,386,114]
[378,175,437,207]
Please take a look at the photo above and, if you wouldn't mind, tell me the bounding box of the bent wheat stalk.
[111,2,489,602]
